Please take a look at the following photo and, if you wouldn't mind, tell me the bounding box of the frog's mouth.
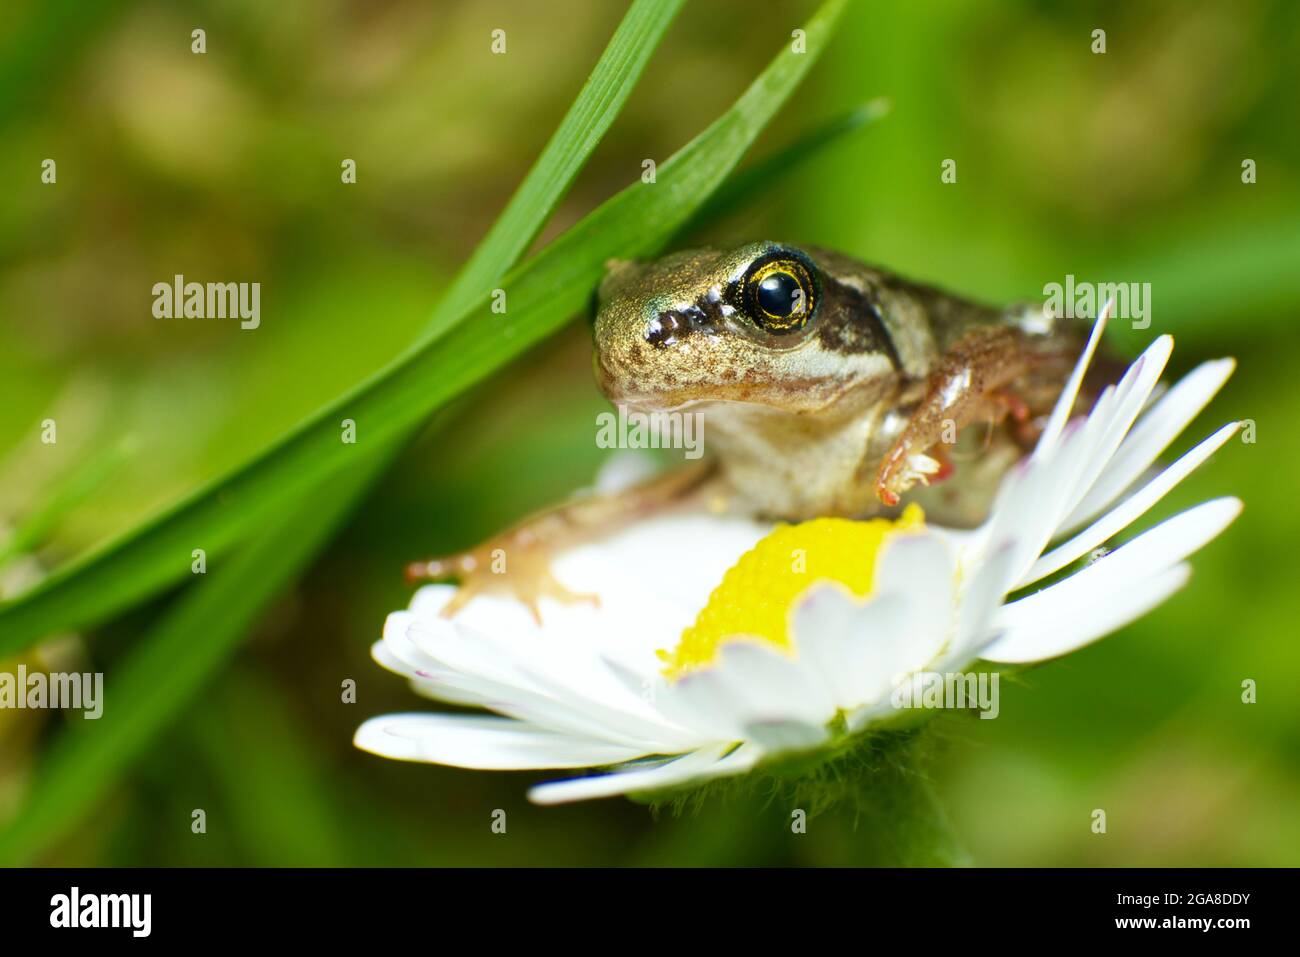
[592,352,689,411]
[594,358,719,412]
[594,354,856,417]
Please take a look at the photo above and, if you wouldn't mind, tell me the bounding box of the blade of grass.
[186,670,349,867]
[287,0,688,593]
[0,0,861,862]
[432,0,686,329]
[679,98,891,237]
[0,0,685,651]
[0,480,357,865]
[0,0,686,863]
[0,0,853,656]
[0,437,133,573]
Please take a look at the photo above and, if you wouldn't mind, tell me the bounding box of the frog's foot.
[874,392,1026,506]
[989,386,1040,448]
[874,325,1068,507]
[404,462,718,624]
[875,445,944,508]
[406,535,599,626]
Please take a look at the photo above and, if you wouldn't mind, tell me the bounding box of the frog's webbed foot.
[406,525,599,626]
[406,460,718,625]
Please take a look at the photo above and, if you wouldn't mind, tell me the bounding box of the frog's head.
[592,241,897,413]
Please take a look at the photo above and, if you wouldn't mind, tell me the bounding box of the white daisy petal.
[1023,421,1240,586]
[985,498,1241,662]
[593,450,662,495]
[405,679,497,709]
[1034,496,1238,601]
[372,630,502,708]
[1033,306,1109,459]
[775,532,962,720]
[552,513,769,624]
[507,657,703,751]
[983,416,1094,582]
[982,563,1192,663]
[1055,335,1173,518]
[396,619,685,749]
[672,640,836,737]
[597,657,724,739]
[1064,358,1236,530]
[353,714,651,769]
[527,743,762,805]
[949,539,1019,659]
[408,583,459,617]
[872,532,955,661]
[791,587,910,711]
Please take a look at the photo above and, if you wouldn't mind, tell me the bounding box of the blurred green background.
[1,0,1297,865]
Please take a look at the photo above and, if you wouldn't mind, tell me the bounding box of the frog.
[408,241,1096,621]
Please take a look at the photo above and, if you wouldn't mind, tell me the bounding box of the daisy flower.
[355,311,1240,805]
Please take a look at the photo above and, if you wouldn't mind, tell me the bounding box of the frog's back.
[807,247,1013,378]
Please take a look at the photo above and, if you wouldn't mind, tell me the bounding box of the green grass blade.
[680,98,891,237]
[0,0,857,863]
[0,0,684,652]
[0,0,690,643]
[0,0,851,656]
[186,670,349,866]
[432,0,686,330]
[0,482,354,865]
[0,0,685,863]
[0,438,132,572]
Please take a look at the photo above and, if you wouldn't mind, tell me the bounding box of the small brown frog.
[409,242,1094,620]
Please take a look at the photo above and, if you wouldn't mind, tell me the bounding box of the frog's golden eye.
[743,255,816,334]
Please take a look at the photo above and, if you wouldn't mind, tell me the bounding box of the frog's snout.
[591,300,649,400]
[591,246,741,408]
[593,293,697,408]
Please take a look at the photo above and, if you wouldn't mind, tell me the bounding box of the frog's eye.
[743,255,816,334]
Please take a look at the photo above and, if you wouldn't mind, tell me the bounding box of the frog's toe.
[408,542,599,626]
[514,566,601,626]
[876,448,942,506]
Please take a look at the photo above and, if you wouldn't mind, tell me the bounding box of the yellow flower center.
[659,504,925,679]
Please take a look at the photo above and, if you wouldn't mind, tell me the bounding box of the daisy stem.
[847,748,971,867]
[761,727,971,866]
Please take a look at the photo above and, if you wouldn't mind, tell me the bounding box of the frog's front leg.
[406,460,719,624]
[873,326,1074,507]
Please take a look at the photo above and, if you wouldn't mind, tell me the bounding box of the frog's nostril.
[645,310,687,348]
